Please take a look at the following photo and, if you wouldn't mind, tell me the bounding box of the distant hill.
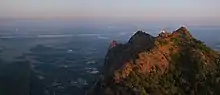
[0,60,46,95]
[87,27,220,95]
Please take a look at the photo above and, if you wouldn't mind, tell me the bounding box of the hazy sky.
[0,0,219,22]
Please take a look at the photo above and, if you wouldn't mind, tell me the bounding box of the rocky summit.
[87,27,220,95]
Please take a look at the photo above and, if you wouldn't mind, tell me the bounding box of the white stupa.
[161,29,166,33]
[159,29,170,37]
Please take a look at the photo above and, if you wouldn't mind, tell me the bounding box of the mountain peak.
[177,26,188,31]
[129,31,151,42]
[87,27,220,95]
[128,31,154,45]
[173,26,192,38]
[135,30,145,34]
[128,30,155,52]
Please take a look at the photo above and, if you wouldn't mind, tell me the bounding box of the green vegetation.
[171,37,180,44]
[91,28,220,95]
[104,47,220,95]
[171,37,212,54]
[157,40,169,46]
[192,38,212,53]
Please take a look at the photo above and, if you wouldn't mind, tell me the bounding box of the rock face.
[87,27,220,95]
[128,31,155,51]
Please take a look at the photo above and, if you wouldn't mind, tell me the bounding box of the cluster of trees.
[117,51,220,95]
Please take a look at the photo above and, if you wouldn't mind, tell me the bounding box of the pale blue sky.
[0,0,219,22]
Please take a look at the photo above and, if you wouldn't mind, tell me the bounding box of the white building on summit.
[160,29,166,33]
[159,29,170,37]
